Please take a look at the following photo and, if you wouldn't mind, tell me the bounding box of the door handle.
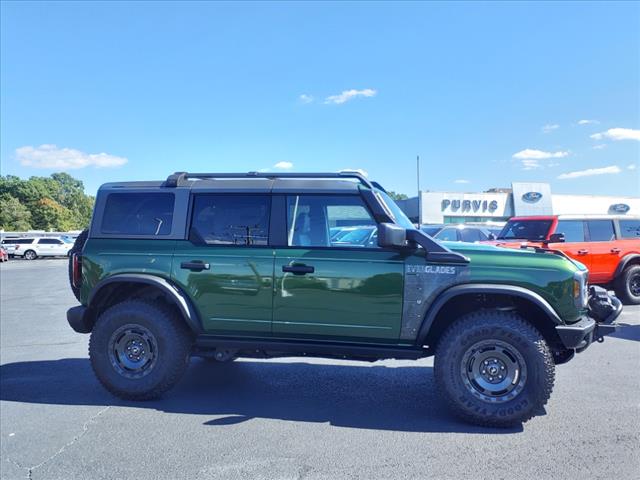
[610,248,621,254]
[180,261,210,271]
[577,249,589,255]
[282,264,315,275]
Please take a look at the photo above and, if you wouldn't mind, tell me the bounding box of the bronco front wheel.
[434,310,555,427]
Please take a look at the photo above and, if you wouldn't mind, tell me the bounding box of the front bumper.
[555,288,622,351]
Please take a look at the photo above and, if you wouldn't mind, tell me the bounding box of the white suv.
[13,237,73,260]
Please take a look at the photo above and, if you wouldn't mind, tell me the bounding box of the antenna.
[417,155,422,226]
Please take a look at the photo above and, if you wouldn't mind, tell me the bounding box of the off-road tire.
[68,229,88,302]
[614,264,640,305]
[89,300,193,400]
[434,310,555,427]
[23,250,37,260]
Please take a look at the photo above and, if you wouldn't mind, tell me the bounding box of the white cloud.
[542,124,559,133]
[557,165,621,179]
[454,179,470,184]
[298,94,313,104]
[578,119,599,125]
[513,149,570,160]
[325,88,377,105]
[590,128,640,141]
[513,148,569,170]
[592,144,607,150]
[16,144,127,169]
[628,164,637,171]
[273,161,293,170]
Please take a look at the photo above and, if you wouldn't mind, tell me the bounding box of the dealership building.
[396,182,640,225]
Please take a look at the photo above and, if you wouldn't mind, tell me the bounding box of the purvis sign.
[441,199,498,212]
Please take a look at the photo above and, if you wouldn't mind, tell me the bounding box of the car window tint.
[190,194,270,246]
[435,228,458,241]
[13,239,34,244]
[587,220,615,241]
[39,239,58,244]
[498,220,552,240]
[619,220,640,238]
[287,195,377,248]
[555,220,585,242]
[101,193,174,235]
[460,228,483,242]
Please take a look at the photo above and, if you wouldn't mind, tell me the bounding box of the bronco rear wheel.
[434,310,555,427]
[89,300,193,400]
[615,264,640,305]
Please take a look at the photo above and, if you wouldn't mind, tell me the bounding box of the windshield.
[374,189,415,229]
[498,220,553,240]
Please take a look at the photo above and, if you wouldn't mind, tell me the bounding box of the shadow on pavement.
[609,323,640,342]
[0,357,524,434]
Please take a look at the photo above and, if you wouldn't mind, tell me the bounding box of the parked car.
[421,224,496,242]
[13,237,73,260]
[0,246,8,262]
[66,171,621,427]
[488,215,640,304]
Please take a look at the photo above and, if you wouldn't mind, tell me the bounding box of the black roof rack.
[163,171,376,189]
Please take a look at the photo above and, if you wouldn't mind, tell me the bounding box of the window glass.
[13,239,34,244]
[587,220,615,241]
[287,195,377,248]
[39,238,61,244]
[460,228,483,242]
[498,220,552,240]
[619,220,640,238]
[555,220,585,242]
[101,193,174,235]
[435,228,458,241]
[190,195,270,246]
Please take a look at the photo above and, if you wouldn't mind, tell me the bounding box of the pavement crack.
[4,406,111,479]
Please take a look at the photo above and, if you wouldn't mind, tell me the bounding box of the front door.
[273,194,404,342]
[584,219,618,283]
[550,219,590,270]
[171,194,274,334]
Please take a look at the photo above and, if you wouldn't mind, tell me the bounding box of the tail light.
[72,253,82,288]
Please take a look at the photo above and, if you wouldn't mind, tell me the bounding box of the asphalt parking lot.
[0,259,639,480]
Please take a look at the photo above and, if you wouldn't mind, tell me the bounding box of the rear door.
[171,194,275,335]
[585,219,618,283]
[272,194,404,342]
[550,220,589,268]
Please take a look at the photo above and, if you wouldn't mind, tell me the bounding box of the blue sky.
[1,1,639,197]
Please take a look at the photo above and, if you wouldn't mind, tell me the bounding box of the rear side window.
[101,193,174,236]
[13,239,34,244]
[619,219,640,238]
[555,220,585,242]
[190,194,270,246]
[39,238,63,244]
[460,228,485,242]
[587,220,615,241]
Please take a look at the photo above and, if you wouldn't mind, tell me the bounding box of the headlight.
[573,271,588,309]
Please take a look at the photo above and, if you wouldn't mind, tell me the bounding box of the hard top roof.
[99,171,384,194]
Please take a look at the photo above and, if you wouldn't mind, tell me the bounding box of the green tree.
[387,191,409,201]
[29,197,75,231]
[0,194,32,230]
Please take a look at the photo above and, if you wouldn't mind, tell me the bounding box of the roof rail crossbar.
[163,171,375,189]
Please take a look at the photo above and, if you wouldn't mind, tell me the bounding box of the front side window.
[287,195,378,248]
[498,220,552,240]
[101,193,174,236]
[555,220,585,243]
[619,219,640,238]
[460,228,485,242]
[39,238,63,245]
[190,194,270,246]
[587,220,615,241]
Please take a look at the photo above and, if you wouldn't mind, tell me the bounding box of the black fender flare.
[88,274,203,334]
[614,254,640,279]
[416,283,563,345]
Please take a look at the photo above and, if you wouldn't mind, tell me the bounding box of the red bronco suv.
[489,215,640,304]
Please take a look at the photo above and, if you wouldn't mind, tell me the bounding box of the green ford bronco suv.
[67,171,622,426]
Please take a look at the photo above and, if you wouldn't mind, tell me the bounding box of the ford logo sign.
[610,203,630,213]
[522,192,543,203]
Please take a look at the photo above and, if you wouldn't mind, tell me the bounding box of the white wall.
[552,195,640,216]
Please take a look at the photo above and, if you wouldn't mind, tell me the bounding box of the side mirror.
[548,233,565,243]
[377,223,406,248]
